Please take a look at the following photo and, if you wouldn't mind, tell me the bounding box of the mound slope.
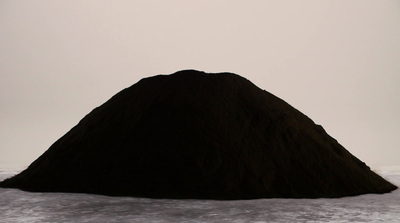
[0,70,397,199]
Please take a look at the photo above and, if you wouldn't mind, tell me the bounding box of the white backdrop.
[1,0,399,169]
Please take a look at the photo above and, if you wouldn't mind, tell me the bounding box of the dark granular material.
[1,70,397,199]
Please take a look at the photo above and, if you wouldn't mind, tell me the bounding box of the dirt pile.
[1,70,397,199]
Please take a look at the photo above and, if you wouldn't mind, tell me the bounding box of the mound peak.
[1,70,397,199]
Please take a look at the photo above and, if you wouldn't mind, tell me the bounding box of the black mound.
[1,70,397,199]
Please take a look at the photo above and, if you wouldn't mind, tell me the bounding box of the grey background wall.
[1,0,399,169]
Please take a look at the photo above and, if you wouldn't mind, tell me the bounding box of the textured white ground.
[0,168,399,223]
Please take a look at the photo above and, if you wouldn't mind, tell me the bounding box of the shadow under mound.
[0,70,397,199]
